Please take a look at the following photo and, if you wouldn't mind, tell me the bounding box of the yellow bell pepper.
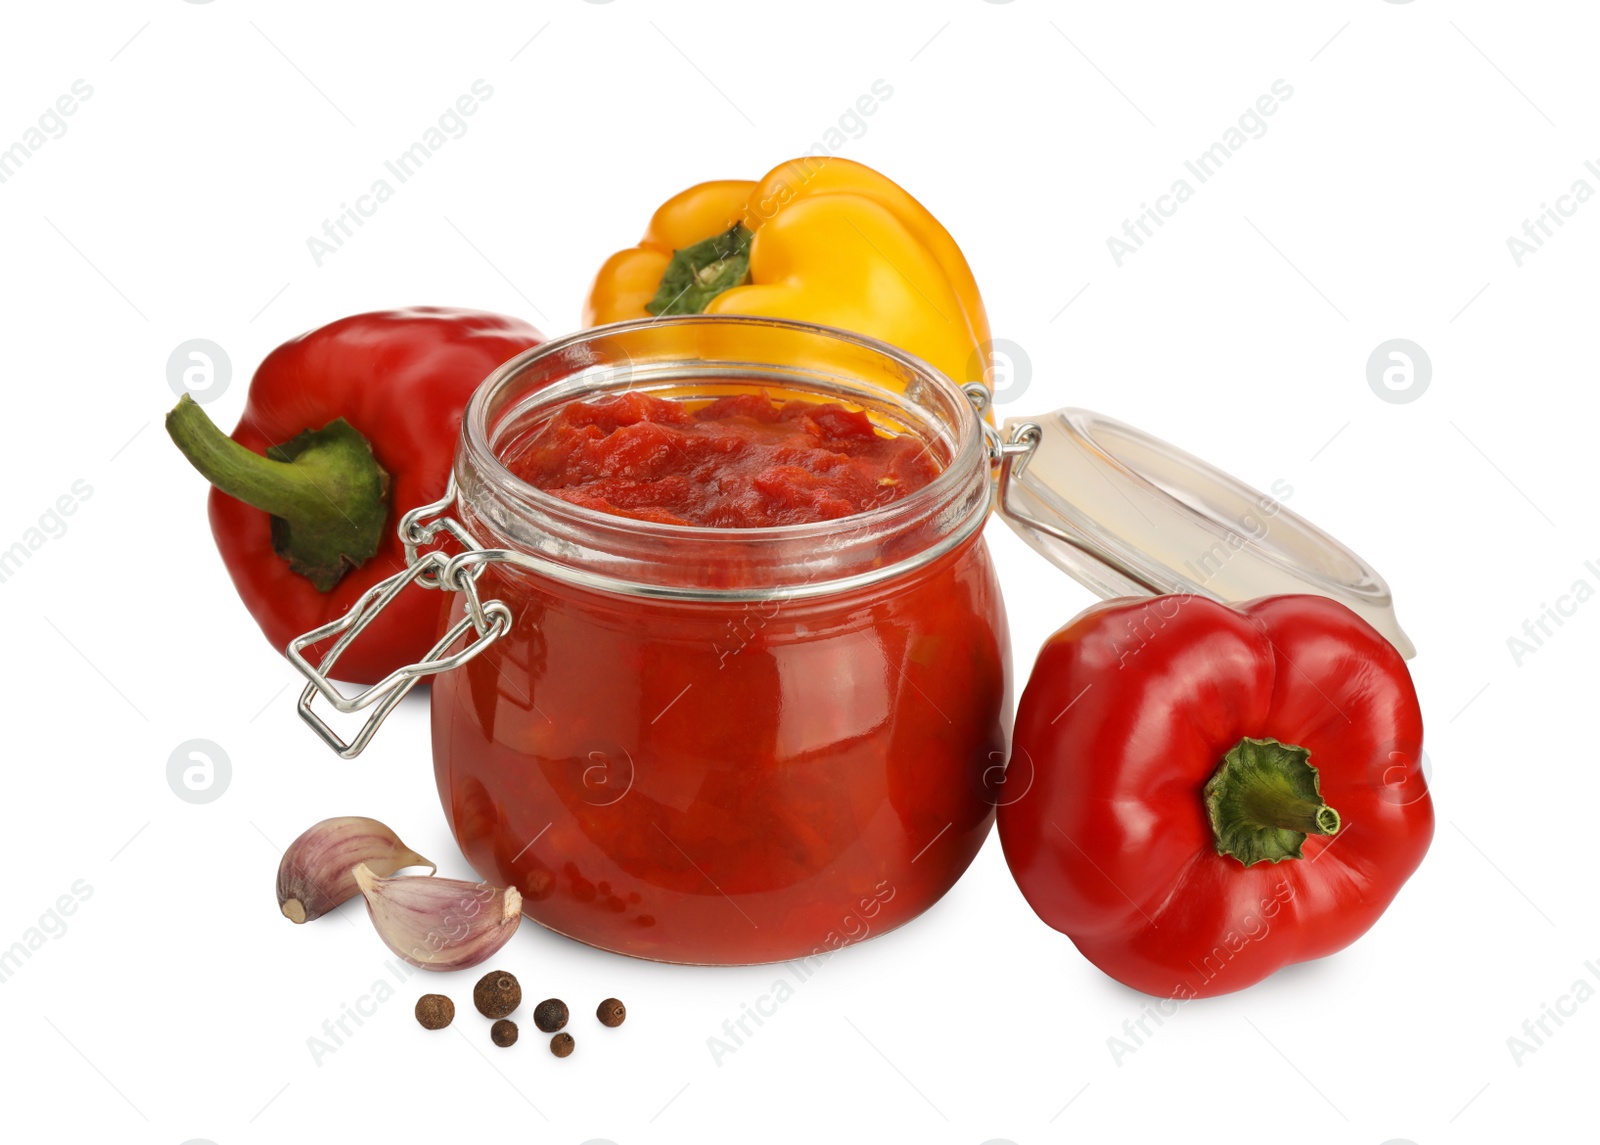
[582,158,991,389]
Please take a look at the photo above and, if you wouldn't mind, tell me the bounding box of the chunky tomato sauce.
[430,385,1009,965]
[504,391,940,527]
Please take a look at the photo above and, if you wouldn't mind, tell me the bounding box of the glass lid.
[995,408,1416,659]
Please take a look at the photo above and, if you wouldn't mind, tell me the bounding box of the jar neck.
[453,318,991,602]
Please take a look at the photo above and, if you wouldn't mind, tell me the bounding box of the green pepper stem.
[645,223,755,316]
[165,394,390,591]
[1236,787,1341,837]
[168,395,331,521]
[1203,736,1342,867]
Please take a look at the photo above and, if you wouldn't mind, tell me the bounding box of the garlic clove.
[277,816,434,924]
[353,863,523,972]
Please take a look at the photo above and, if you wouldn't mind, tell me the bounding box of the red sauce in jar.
[504,391,940,527]
[432,375,1008,965]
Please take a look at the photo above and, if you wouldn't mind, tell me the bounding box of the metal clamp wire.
[287,486,514,758]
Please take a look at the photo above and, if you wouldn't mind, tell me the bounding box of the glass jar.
[359,317,1007,965]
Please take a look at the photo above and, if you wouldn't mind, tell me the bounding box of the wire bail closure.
[286,481,513,759]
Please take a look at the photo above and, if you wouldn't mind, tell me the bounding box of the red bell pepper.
[166,308,543,683]
[998,593,1433,998]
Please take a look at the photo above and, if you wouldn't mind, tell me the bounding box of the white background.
[0,2,1593,1143]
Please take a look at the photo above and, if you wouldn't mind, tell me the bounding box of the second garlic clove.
[353,863,523,971]
[277,816,434,924]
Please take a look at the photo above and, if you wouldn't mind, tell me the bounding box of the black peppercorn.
[414,994,455,1030]
[596,998,626,1028]
[473,970,522,1019]
[550,1032,574,1057]
[533,997,569,1032]
[491,1019,518,1048]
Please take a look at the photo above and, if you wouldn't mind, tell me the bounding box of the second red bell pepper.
[998,593,1433,998]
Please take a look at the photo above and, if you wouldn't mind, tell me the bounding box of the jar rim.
[452,315,994,601]
[462,315,985,541]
